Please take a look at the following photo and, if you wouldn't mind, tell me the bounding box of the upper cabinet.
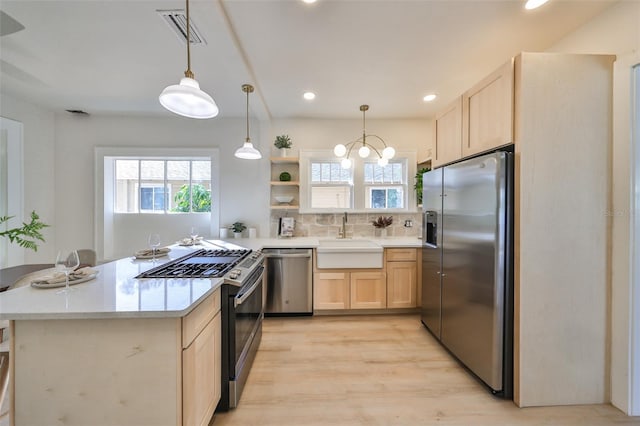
[432,96,463,168]
[270,157,299,210]
[462,59,514,157]
[432,59,514,168]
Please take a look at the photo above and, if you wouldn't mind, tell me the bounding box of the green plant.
[274,134,292,149]
[372,216,393,229]
[0,211,49,251]
[173,184,211,213]
[414,167,431,205]
[231,222,247,233]
[279,171,292,182]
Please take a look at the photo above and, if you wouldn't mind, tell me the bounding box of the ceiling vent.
[157,9,206,45]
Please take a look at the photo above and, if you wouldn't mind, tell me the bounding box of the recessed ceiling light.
[303,92,316,100]
[423,94,437,102]
[302,0,317,4]
[524,0,550,10]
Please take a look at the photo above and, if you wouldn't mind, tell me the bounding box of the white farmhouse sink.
[316,239,383,269]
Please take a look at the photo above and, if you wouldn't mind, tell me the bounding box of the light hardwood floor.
[214,314,640,426]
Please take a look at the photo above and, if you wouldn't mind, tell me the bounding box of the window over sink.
[299,150,416,213]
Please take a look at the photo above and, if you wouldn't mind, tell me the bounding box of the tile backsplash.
[270,212,422,239]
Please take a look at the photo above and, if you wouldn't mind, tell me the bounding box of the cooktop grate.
[135,248,250,279]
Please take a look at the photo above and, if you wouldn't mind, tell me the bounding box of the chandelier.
[333,105,395,169]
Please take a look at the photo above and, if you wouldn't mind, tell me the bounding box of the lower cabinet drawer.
[182,288,221,349]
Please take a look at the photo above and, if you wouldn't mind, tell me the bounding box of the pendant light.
[333,105,395,169]
[159,0,219,119]
[234,84,262,160]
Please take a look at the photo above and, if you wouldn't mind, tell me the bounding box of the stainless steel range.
[136,246,265,412]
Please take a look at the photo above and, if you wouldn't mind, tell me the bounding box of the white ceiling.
[0,0,618,120]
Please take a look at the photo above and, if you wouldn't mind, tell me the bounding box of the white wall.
[54,114,270,256]
[268,117,432,160]
[546,0,640,415]
[0,93,56,264]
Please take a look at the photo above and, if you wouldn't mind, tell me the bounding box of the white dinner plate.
[31,271,100,289]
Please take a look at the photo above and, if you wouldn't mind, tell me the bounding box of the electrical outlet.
[404,219,413,228]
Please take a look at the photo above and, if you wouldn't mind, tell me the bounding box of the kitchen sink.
[316,239,383,269]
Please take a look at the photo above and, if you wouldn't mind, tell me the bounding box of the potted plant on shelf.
[372,216,393,238]
[274,134,292,157]
[231,222,247,239]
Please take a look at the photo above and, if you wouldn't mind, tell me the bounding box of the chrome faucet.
[339,212,348,239]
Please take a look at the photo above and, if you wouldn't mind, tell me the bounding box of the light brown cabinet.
[10,288,223,426]
[462,59,514,157]
[432,96,463,168]
[313,272,350,309]
[386,248,417,308]
[182,291,222,426]
[314,271,386,310]
[350,272,387,309]
[314,248,418,311]
[432,59,514,168]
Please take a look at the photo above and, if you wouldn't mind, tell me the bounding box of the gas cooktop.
[135,248,251,279]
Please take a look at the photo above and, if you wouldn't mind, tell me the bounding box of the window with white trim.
[309,160,353,209]
[114,158,211,213]
[299,150,416,212]
[363,161,405,209]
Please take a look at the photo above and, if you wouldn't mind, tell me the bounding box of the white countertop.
[230,236,422,249]
[0,246,223,320]
[0,237,421,321]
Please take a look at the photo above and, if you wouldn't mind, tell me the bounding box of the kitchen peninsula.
[0,237,420,425]
[0,246,225,426]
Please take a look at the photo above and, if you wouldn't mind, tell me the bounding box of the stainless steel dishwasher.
[263,248,313,315]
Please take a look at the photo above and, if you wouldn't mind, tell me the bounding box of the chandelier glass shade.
[333,105,395,169]
[234,84,262,160]
[159,0,218,119]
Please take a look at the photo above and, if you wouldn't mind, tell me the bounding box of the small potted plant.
[230,222,247,239]
[274,134,292,157]
[372,216,393,238]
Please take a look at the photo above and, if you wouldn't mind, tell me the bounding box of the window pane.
[371,189,387,208]
[115,160,139,213]
[140,161,164,180]
[364,162,404,184]
[366,185,404,209]
[311,163,321,182]
[167,160,189,180]
[311,186,351,208]
[387,188,403,208]
[192,161,211,180]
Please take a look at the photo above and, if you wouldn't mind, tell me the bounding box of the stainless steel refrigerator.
[421,150,513,397]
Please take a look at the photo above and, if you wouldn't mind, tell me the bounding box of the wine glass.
[55,249,80,295]
[148,233,161,262]
[190,226,199,243]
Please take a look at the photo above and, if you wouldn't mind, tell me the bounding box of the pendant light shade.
[159,0,218,119]
[159,77,218,119]
[235,141,262,160]
[235,84,262,160]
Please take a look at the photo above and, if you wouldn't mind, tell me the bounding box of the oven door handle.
[234,268,265,307]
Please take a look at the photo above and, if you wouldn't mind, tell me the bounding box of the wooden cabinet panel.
[386,248,417,262]
[433,96,463,168]
[183,312,221,426]
[182,289,220,348]
[314,272,350,310]
[350,272,386,309]
[387,261,417,309]
[462,59,514,157]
